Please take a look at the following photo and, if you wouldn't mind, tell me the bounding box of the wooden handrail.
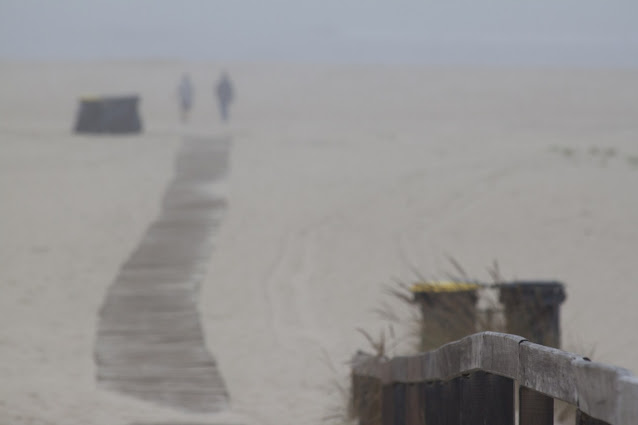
[351,331,638,425]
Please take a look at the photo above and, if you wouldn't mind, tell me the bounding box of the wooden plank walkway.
[95,137,231,413]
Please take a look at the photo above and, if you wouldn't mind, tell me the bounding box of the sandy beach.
[1,61,638,425]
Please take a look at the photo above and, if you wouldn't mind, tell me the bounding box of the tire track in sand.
[94,136,230,413]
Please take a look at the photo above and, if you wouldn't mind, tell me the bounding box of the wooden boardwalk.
[95,137,230,413]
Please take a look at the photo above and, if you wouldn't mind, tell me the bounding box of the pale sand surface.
[1,62,638,425]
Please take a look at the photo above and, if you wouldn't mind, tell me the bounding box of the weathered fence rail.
[351,332,638,425]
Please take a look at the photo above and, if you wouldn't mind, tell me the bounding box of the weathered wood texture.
[95,137,230,413]
[519,387,554,425]
[404,383,424,425]
[351,332,638,425]
[460,372,514,425]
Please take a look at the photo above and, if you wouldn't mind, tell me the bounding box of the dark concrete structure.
[74,95,142,134]
[411,282,481,351]
[498,281,566,348]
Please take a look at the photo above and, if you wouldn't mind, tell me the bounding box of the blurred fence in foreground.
[351,331,638,425]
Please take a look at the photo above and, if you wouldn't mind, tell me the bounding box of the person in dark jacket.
[178,73,194,123]
[215,72,234,122]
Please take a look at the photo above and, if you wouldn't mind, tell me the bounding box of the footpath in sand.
[95,136,230,413]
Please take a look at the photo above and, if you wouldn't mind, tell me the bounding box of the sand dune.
[1,62,637,425]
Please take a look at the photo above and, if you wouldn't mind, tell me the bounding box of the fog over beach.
[1,2,638,425]
[2,0,638,66]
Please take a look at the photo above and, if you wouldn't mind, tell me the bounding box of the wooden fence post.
[381,384,394,425]
[405,383,425,425]
[424,378,462,425]
[423,381,444,425]
[519,386,553,425]
[460,371,514,425]
[444,377,462,425]
[393,383,407,425]
[351,374,382,425]
[351,373,362,420]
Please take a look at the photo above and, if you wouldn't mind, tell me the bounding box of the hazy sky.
[1,0,637,66]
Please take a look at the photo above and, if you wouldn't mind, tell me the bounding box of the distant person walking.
[215,72,234,122]
[178,73,194,122]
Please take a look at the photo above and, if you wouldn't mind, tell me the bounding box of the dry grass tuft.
[372,258,507,352]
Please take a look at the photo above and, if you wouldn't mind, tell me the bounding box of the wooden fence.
[351,332,638,425]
